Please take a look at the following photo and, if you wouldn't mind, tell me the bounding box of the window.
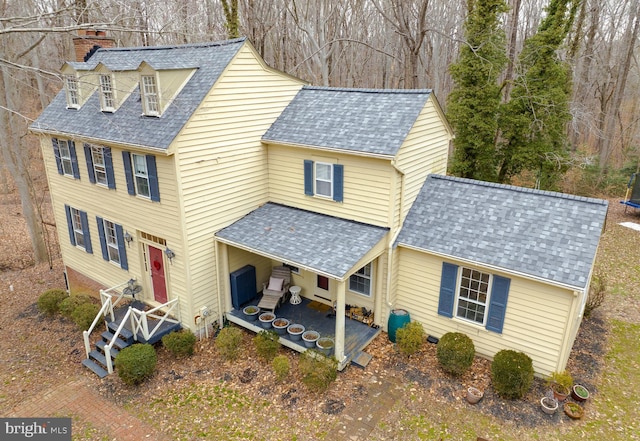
[65,75,79,108]
[141,75,159,116]
[303,160,343,202]
[99,74,115,110]
[64,205,92,253]
[91,146,107,185]
[456,268,490,325]
[349,263,372,296]
[96,216,128,270]
[283,263,300,274]
[317,275,329,291]
[52,138,80,178]
[123,151,160,201]
[84,144,115,188]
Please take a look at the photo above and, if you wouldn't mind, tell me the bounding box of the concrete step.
[82,358,108,378]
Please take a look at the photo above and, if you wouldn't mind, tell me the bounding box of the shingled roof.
[396,175,608,289]
[30,38,245,150]
[215,202,389,280]
[262,86,432,156]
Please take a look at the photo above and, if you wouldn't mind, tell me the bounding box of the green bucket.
[388,309,410,343]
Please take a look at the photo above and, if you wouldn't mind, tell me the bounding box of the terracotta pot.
[563,402,584,419]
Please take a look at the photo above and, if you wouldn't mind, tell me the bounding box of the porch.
[226,296,380,369]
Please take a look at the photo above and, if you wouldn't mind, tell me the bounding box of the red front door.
[149,245,167,303]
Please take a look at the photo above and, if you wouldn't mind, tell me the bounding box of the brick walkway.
[8,376,169,441]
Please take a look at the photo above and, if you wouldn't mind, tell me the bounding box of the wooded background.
[1,0,638,265]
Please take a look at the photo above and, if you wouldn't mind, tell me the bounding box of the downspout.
[386,160,406,310]
[213,238,225,330]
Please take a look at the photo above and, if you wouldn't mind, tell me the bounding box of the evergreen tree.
[447,0,508,182]
[497,0,578,189]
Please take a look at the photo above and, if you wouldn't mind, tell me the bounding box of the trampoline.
[621,173,640,212]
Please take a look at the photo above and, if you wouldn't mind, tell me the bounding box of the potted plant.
[258,312,275,329]
[563,402,584,419]
[547,370,573,401]
[571,384,590,402]
[466,386,483,404]
[242,305,260,321]
[287,324,305,341]
[540,394,558,415]
[302,330,320,348]
[316,337,334,356]
[272,318,290,335]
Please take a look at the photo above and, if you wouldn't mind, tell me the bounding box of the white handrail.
[104,308,132,374]
[83,297,113,358]
[130,298,179,341]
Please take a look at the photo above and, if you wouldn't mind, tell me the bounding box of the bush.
[436,332,475,376]
[162,329,197,358]
[299,350,338,393]
[254,330,281,361]
[272,355,290,382]
[115,343,157,385]
[37,289,67,316]
[215,326,244,361]
[71,303,101,330]
[395,321,425,356]
[584,273,607,318]
[491,350,534,399]
[59,294,94,319]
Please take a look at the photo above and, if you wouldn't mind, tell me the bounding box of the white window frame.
[99,74,115,111]
[315,162,333,198]
[132,153,150,198]
[455,267,492,326]
[141,75,159,116]
[91,145,108,186]
[103,219,121,265]
[65,75,79,108]
[349,263,372,297]
[58,140,74,176]
[70,207,85,249]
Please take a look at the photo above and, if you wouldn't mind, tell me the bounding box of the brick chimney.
[73,29,116,62]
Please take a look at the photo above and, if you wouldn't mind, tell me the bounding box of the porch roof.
[215,203,389,280]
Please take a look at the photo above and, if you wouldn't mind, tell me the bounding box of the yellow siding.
[394,247,575,376]
[267,145,395,227]
[395,97,451,221]
[173,43,305,319]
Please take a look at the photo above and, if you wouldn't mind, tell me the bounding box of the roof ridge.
[429,174,609,206]
[302,85,432,95]
[94,37,246,54]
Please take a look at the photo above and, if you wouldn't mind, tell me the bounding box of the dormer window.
[141,75,159,116]
[99,74,115,111]
[65,75,79,108]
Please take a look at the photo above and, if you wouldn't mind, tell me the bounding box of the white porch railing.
[129,298,180,343]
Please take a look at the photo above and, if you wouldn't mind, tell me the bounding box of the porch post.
[334,280,346,364]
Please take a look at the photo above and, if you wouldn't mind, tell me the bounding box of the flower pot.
[563,402,584,419]
[466,387,483,404]
[287,324,305,341]
[316,337,334,356]
[571,384,589,402]
[540,396,558,415]
[242,305,260,321]
[552,384,570,402]
[258,312,276,329]
[302,330,320,348]
[272,318,290,335]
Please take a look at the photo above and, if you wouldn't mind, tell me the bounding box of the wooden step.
[101,331,131,350]
[89,349,110,368]
[106,323,134,342]
[96,340,120,358]
[82,358,108,378]
[351,351,373,369]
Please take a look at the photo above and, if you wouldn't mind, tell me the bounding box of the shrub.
[584,273,607,318]
[547,370,573,395]
[71,303,101,330]
[272,355,290,382]
[37,289,67,316]
[215,326,244,361]
[395,321,425,356]
[115,343,157,385]
[162,329,197,358]
[59,294,94,319]
[436,332,475,376]
[254,330,281,361]
[491,350,534,399]
[299,350,338,393]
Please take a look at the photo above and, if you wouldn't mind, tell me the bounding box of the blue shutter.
[104,147,116,189]
[333,164,344,202]
[115,224,128,270]
[304,160,314,196]
[146,155,160,202]
[122,151,135,195]
[84,144,96,184]
[438,262,458,318]
[52,139,63,175]
[69,141,80,179]
[80,211,92,254]
[486,275,510,333]
[96,216,109,261]
[64,205,76,246]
